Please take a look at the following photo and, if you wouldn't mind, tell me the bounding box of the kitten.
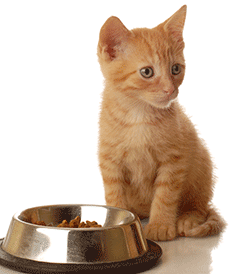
[97,5,226,241]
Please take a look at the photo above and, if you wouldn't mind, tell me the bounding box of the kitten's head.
[98,5,186,109]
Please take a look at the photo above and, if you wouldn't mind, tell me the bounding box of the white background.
[0,1,249,272]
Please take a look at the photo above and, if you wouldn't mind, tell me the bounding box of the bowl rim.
[14,204,138,230]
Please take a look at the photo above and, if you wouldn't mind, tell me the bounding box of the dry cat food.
[32,221,47,226]
[31,216,102,228]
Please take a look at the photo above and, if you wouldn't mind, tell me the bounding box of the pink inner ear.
[105,37,119,60]
[107,47,116,60]
[99,16,130,61]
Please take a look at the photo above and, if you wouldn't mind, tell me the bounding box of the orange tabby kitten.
[97,5,226,241]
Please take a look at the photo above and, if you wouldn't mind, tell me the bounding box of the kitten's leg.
[103,176,128,209]
[99,157,128,209]
[144,161,185,241]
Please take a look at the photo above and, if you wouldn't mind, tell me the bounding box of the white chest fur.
[116,101,158,185]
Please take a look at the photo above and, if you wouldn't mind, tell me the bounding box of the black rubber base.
[0,238,162,273]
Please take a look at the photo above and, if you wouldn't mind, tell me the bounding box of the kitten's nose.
[163,86,175,96]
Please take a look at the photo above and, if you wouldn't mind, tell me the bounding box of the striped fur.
[97,5,226,241]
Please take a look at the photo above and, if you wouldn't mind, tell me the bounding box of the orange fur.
[97,5,226,241]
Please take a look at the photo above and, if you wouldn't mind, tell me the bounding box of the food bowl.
[0,204,162,273]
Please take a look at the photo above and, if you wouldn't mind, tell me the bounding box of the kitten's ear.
[98,16,131,61]
[161,5,187,45]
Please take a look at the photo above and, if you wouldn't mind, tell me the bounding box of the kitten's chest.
[123,123,152,147]
[123,145,156,186]
[121,108,156,147]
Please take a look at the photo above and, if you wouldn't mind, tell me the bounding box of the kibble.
[31,216,102,228]
[33,221,46,226]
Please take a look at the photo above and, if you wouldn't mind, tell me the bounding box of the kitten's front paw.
[144,222,176,241]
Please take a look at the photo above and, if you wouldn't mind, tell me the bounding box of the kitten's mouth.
[145,89,179,109]
[169,89,179,100]
[157,89,179,105]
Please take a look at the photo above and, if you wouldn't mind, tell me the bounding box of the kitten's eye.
[140,67,154,78]
[172,64,181,75]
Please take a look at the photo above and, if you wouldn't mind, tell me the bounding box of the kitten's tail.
[186,207,227,237]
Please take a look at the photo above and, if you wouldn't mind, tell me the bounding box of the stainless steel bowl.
[2,204,149,264]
